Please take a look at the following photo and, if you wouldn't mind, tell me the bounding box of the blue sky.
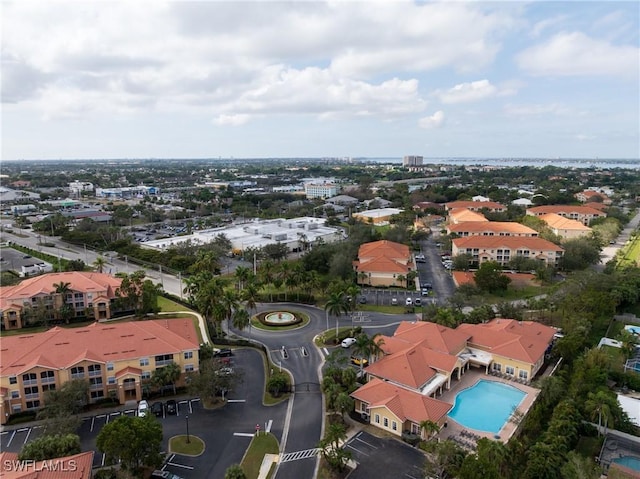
[2,1,638,160]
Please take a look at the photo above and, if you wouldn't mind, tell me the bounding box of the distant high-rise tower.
[403,155,423,167]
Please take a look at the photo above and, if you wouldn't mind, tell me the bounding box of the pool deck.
[436,368,540,446]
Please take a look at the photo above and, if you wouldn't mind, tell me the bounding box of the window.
[90,377,103,390]
[142,371,151,380]
[9,376,17,385]
[506,366,515,376]
[519,370,528,380]
[22,373,37,385]
[108,377,116,385]
[392,421,397,431]
[24,386,39,400]
[90,390,105,399]
[42,384,56,392]
[12,404,22,413]
[184,351,193,360]
[185,364,194,372]
[88,364,102,377]
[492,363,502,372]
[11,391,19,399]
[383,418,389,428]
[155,354,173,366]
[374,414,380,424]
[140,358,149,367]
[71,366,85,379]
[106,362,114,371]
[26,400,40,409]
[40,371,55,383]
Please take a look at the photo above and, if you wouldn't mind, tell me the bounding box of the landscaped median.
[239,432,279,479]
[169,434,205,456]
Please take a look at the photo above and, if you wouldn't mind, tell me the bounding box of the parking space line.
[355,436,377,448]
[322,347,329,356]
[167,462,194,470]
[266,419,273,433]
[227,399,245,403]
[346,444,369,456]
[233,433,254,437]
[162,455,175,470]
[90,417,95,432]
[6,431,15,447]
[101,453,105,467]
[23,428,32,444]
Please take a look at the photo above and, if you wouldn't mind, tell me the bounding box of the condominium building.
[538,213,593,239]
[304,183,340,199]
[403,155,423,167]
[445,200,507,213]
[451,236,564,267]
[0,319,200,424]
[353,240,414,288]
[526,205,605,226]
[0,272,122,330]
[447,221,538,237]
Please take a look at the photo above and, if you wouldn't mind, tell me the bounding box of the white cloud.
[213,114,251,126]
[530,15,567,38]
[434,79,504,104]
[575,133,596,141]
[419,111,445,129]
[517,31,639,77]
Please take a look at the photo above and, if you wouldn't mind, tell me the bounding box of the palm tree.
[351,333,385,377]
[232,308,251,332]
[278,261,293,301]
[258,259,276,301]
[396,274,407,289]
[93,256,107,274]
[585,390,615,435]
[220,289,240,331]
[234,266,251,291]
[53,281,72,317]
[419,419,440,440]
[324,291,349,340]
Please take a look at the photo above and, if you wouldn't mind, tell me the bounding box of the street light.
[185,414,190,443]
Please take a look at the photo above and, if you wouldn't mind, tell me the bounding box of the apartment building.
[0,319,199,424]
[353,240,413,288]
[445,200,507,213]
[304,183,340,199]
[446,221,538,237]
[0,272,122,330]
[538,213,593,239]
[526,205,605,226]
[451,236,564,267]
[447,208,488,225]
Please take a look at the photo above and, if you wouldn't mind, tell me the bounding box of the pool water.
[448,380,526,434]
[613,456,640,471]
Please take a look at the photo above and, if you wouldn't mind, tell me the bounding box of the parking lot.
[1,349,285,478]
[344,431,426,479]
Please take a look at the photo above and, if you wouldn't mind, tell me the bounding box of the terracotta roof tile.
[452,235,564,252]
[351,377,452,424]
[1,319,199,377]
[539,213,592,231]
[526,205,604,216]
[0,451,94,479]
[446,200,506,211]
[448,209,488,223]
[447,221,538,235]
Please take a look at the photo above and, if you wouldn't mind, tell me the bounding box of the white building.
[140,217,343,254]
[69,181,94,195]
[403,155,423,166]
[305,183,340,199]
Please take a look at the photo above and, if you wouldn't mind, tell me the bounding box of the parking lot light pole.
[185,414,190,443]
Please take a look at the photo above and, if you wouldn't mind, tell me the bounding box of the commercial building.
[451,236,564,267]
[0,272,122,330]
[403,155,423,167]
[0,319,199,424]
[352,208,403,226]
[141,216,343,254]
[304,183,340,199]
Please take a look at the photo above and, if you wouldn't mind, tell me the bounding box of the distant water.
[359,157,640,169]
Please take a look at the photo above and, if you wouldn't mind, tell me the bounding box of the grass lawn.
[169,435,205,456]
[241,432,279,479]
[250,310,310,331]
[618,234,640,268]
[158,296,188,312]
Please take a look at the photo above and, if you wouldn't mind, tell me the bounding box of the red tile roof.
[351,377,452,424]
[447,221,537,235]
[526,205,604,216]
[355,240,412,275]
[452,235,564,252]
[0,272,121,310]
[393,321,469,355]
[358,240,410,259]
[457,319,556,364]
[539,213,592,231]
[448,208,488,223]
[0,451,94,479]
[1,319,199,377]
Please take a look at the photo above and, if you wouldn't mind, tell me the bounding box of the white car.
[405,297,413,306]
[138,400,149,417]
[341,337,356,348]
[415,254,426,263]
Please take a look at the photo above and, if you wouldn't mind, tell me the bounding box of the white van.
[405,297,413,306]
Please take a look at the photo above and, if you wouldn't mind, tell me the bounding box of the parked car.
[415,254,426,263]
[215,367,234,376]
[405,297,413,306]
[151,471,184,479]
[213,348,233,357]
[350,356,369,366]
[165,399,177,415]
[151,401,164,417]
[341,337,356,348]
[358,296,367,304]
[137,400,149,417]
[414,298,422,306]
[391,297,398,305]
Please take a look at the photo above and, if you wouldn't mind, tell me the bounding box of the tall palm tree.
[93,257,107,274]
[234,266,251,291]
[324,291,349,340]
[220,289,240,331]
[53,281,72,317]
[232,308,251,332]
[351,333,385,377]
[258,259,276,301]
[585,390,615,435]
[278,261,293,301]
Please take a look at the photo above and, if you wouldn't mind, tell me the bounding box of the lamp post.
[185,414,190,443]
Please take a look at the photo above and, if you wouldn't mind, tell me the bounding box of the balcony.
[155,359,172,367]
[41,377,55,384]
[89,370,102,378]
[22,379,37,386]
[90,383,103,391]
[24,393,39,400]
[71,373,85,380]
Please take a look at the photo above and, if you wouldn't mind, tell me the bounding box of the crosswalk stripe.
[280,448,320,463]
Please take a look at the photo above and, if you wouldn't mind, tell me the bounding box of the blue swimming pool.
[448,380,526,434]
[613,456,640,471]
